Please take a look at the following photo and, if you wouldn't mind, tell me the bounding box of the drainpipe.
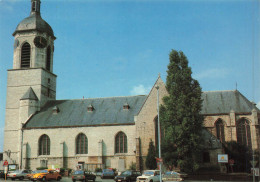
[20,124,24,169]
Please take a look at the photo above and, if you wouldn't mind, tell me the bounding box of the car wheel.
[20,176,24,180]
[73,180,76,182]
[57,177,61,181]
[11,179,15,181]
[42,177,46,181]
[149,180,153,182]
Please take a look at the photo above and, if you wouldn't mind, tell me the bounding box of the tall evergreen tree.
[145,139,157,170]
[160,50,204,173]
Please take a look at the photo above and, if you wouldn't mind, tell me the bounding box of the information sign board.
[218,154,228,163]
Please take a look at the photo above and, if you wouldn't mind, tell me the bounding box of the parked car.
[101,169,116,179]
[72,170,96,182]
[7,169,32,180]
[136,170,160,182]
[162,171,187,181]
[115,170,142,182]
[27,170,44,180]
[31,169,62,181]
[84,171,96,181]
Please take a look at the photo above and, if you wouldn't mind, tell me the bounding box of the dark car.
[84,171,96,181]
[115,170,142,182]
[72,170,96,182]
[101,169,116,179]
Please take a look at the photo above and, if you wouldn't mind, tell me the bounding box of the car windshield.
[165,172,172,175]
[121,171,132,175]
[143,171,154,176]
[165,171,178,175]
[13,170,22,173]
[74,171,84,175]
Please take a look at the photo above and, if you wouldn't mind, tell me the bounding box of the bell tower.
[3,0,56,166]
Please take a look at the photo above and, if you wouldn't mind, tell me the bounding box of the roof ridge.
[54,95,147,102]
[203,90,236,93]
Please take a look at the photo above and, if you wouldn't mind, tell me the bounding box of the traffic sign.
[3,160,8,166]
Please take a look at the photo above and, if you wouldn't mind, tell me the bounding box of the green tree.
[145,139,157,169]
[224,141,252,172]
[160,50,204,173]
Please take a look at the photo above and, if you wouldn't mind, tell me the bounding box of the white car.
[7,169,32,180]
[162,171,187,181]
[136,170,160,182]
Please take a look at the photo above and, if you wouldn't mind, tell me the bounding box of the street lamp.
[155,85,162,182]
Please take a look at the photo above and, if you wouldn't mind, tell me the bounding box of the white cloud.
[257,101,260,109]
[130,84,151,95]
[193,68,229,80]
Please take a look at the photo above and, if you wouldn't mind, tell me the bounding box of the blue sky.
[0,0,259,152]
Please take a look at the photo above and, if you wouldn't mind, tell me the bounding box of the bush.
[129,162,136,170]
[196,166,220,173]
[36,167,47,170]
[95,168,102,172]
[60,168,65,175]
[59,168,72,176]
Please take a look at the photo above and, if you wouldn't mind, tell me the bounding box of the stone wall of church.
[204,112,259,150]
[135,77,168,169]
[4,69,56,166]
[22,124,137,170]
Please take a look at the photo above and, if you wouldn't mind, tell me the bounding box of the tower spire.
[30,0,41,15]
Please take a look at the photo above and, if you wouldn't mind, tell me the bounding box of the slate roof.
[24,90,259,129]
[21,87,38,101]
[201,90,259,115]
[24,95,147,129]
[13,14,55,38]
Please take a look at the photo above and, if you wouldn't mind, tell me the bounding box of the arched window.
[216,119,225,142]
[32,1,36,11]
[46,46,51,71]
[39,134,50,155]
[21,42,31,68]
[76,133,88,154]
[237,119,252,149]
[115,132,127,153]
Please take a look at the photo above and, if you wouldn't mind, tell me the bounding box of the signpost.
[156,158,163,166]
[251,168,259,177]
[3,160,8,182]
[228,159,234,173]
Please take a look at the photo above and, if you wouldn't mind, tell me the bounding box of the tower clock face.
[34,36,47,48]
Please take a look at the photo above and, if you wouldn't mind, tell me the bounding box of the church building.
[3,0,260,172]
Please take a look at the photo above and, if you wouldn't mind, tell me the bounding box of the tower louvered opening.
[21,42,31,68]
[46,46,51,71]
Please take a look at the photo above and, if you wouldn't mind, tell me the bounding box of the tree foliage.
[145,139,157,170]
[224,141,253,172]
[160,50,204,173]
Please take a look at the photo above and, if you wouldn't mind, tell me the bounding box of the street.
[1,176,107,182]
[0,176,254,182]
